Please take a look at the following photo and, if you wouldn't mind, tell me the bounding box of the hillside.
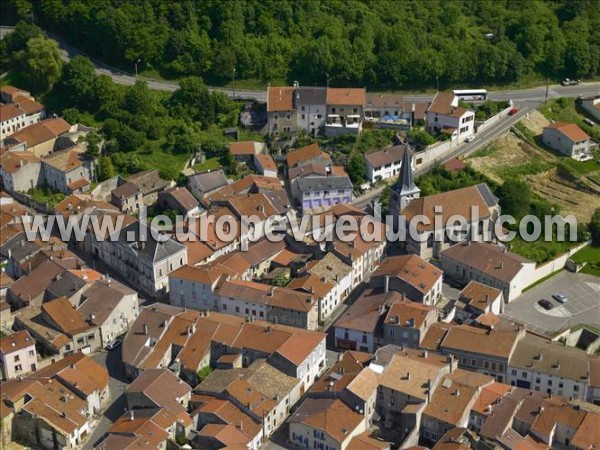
[1,0,599,89]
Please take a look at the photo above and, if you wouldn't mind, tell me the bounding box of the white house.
[542,122,594,160]
[254,153,278,178]
[426,92,475,142]
[0,330,37,380]
[365,144,410,182]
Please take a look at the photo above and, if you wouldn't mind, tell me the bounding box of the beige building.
[371,255,443,305]
[0,330,37,380]
[3,118,71,157]
[441,242,536,302]
[440,322,526,383]
[289,398,368,450]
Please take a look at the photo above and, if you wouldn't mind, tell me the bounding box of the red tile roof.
[267,86,294,112]
[545,122,590,142]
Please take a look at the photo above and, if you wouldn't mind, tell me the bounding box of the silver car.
[552,293,568,304]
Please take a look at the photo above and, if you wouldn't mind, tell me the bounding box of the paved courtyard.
[503,271,600,336]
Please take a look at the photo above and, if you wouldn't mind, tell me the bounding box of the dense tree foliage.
[3,0,599,88]
[591,208,600,247]
[15,35,62,91]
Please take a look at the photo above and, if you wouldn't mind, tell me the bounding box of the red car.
[508,108,519,116]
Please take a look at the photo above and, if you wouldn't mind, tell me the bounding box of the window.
[511,369,517,376]
[223,304,227,310]
[14,364,22,372]
[302,114,306,120]
[29,350,35,357]
[522,371,527,377]
[14,355,20,363]
[273,114,278,120]
[574,385,579,392]
[361,335,367,343]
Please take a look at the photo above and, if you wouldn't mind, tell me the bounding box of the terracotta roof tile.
[545,122,590,142]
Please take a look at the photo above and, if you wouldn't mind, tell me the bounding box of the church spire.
[389,144,420,219]
[395,144,418,195]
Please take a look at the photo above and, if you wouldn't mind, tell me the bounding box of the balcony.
[325,114,363,137]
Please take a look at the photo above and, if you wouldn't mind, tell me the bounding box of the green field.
[570,246,600,277]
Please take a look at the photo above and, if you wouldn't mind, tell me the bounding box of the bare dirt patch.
[466,130,600,222]
[530,170,600,223]
[521,110,551,135]
[467,132,553,184]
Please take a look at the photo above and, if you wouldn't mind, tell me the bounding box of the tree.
[97,156,114,181]
[0,20,43,67]
[590,208,600,247]
[16,36,63,92]
[60,55,97,109]
[497,180,531,220]
[347,153,366,184]
[84,132,102,157]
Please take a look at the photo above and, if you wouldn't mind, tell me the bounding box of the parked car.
[538,299,553,310]
[106,339,122,350]
[465,134,475,143]
[508,108,519,116]
[552,293,568,303]
[561,78,580,86]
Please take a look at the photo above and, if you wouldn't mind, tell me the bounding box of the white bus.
[453,89,488,101]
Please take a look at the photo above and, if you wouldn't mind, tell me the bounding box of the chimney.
[422,350,428,358]
[129,410,135,421]
[268,287,275,296]
[484,294,489,303]
[384,275,390,293]
[406,372,411,380]
[143,323,148,335]
[454,388,460,396]
[448,354,455,372]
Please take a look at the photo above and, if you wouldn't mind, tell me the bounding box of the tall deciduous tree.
[16,36,63,92]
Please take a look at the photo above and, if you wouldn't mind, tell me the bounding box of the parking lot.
[503,271,600,336]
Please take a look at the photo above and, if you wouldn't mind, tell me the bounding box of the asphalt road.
[502,271,600,336]
[2,26,598,101]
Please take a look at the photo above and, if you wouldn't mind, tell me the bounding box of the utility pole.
[544,78,549,102]
[135,59,141,78]
[436,75,440,92]
[232,68,237,99]
[326,72,330,88]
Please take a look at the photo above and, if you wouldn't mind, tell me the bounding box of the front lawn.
[194,157,222,173]
[570,245,600,277]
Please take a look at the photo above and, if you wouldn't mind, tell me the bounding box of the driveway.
[503,271,600,336]
[84,349,129,449]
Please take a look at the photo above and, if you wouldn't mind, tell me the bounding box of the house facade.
[0,150,43,193]
[0,330,37,380]
[426,92,475,142]
[365,144,410,182]
[542,122,593,160]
